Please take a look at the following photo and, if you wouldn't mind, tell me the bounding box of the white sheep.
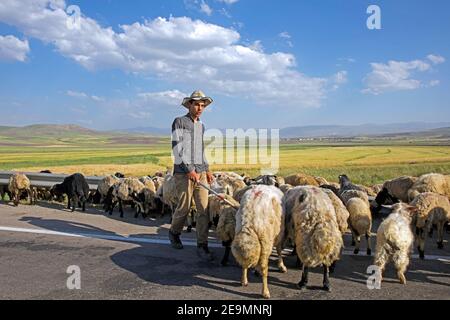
[346,197,373,255]
[410,192,450,258]
[213,195,240,266]
[231,185,286,299]
[8,173,34,206]
[284,186,343,292]
[322,188,350,236]
[408,173,450,202]
[109,178,145,218]
[374,203,416,285]
[381,176,417,203]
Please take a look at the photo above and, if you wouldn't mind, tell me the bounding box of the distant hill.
[120,126,171,136]
[280,122,450,138]
[0,124,99,138]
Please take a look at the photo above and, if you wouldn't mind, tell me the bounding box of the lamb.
[284,186,343,292]
[207,193,237,227]
[152,176,165,192]
[97,175,121,204]
[231,185,286,299]
[107,178,145,218]
[374,203,416,285]
[50,173,89,212]
[212,195,240,266]
[156,174,178,216]
[410,192,450,258]
[8,173,34,206]
[321,188,350,235]
[213,173,247,196]
[139,176,156,193]
[131,187,158,219]
[408,173,450,202]
[346,197,372,255]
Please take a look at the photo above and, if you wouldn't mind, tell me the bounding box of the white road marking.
[0,226,222,248]
[1,225,450,262]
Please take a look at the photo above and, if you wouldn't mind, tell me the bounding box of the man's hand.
[206,172,215,184]
[187,170,200,183]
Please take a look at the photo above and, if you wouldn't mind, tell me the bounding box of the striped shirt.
[171,113,209,174]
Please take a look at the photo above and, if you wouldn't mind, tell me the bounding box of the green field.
[1,140,449,185]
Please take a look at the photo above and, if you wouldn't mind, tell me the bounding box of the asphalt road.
[0,200,449,300]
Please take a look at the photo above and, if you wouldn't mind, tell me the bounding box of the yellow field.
[3,144,449,185]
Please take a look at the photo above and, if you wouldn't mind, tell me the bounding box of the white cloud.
[200,1,213,16]
[67,90,104,101]
[67,90,88,98]
[128,111,152,119]
[217,0,239,4]
[138,90,187,106]
[427,54,445,65]
[0,35,29,62]
[278,32,291,39]
[429,80,440,87]
[0,0,334,108]
[362,56,444,95]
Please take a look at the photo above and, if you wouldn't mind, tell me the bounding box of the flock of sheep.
[1,170,449,299]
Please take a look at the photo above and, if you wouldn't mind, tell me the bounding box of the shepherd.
[169,90,216,261]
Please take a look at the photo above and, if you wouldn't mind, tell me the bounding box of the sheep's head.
[339,174,351,186]
[50,184,65,202]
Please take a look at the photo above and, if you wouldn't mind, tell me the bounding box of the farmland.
[1,139,449,185]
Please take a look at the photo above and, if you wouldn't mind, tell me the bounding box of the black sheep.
[50,173,90,212]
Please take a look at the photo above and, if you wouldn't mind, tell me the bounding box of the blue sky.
[0,0,449,130]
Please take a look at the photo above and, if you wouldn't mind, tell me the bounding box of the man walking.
[169,90,215,261]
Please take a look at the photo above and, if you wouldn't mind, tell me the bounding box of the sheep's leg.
[323,265,331,292]
[109,201,117,215]
[329,261,337,274]
[241,267,248,287]
[350,227,357,247]
[82,200,86,212]
[366,233,372,256]
[259,242,272,299]
[416,227,425,259]
[67,196,71,210]
[428,223,434,238]
[71,195,78,212]
[276,242,287,273]
[119,199,124,218]
[134,204,141,219]
[298,266,309,290]
[437,221,444,249]
[261,262,270,299]
[354,234,361,255]
[221,240,232,266]
[393,251,409,285]
[13,191,19,206]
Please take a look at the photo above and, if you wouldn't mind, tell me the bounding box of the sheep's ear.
[406,205,418,215]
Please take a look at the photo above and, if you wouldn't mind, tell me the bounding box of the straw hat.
[182,90,213,108]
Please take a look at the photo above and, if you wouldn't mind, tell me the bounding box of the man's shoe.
[169,230,183,249]
[197,244,215,262]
